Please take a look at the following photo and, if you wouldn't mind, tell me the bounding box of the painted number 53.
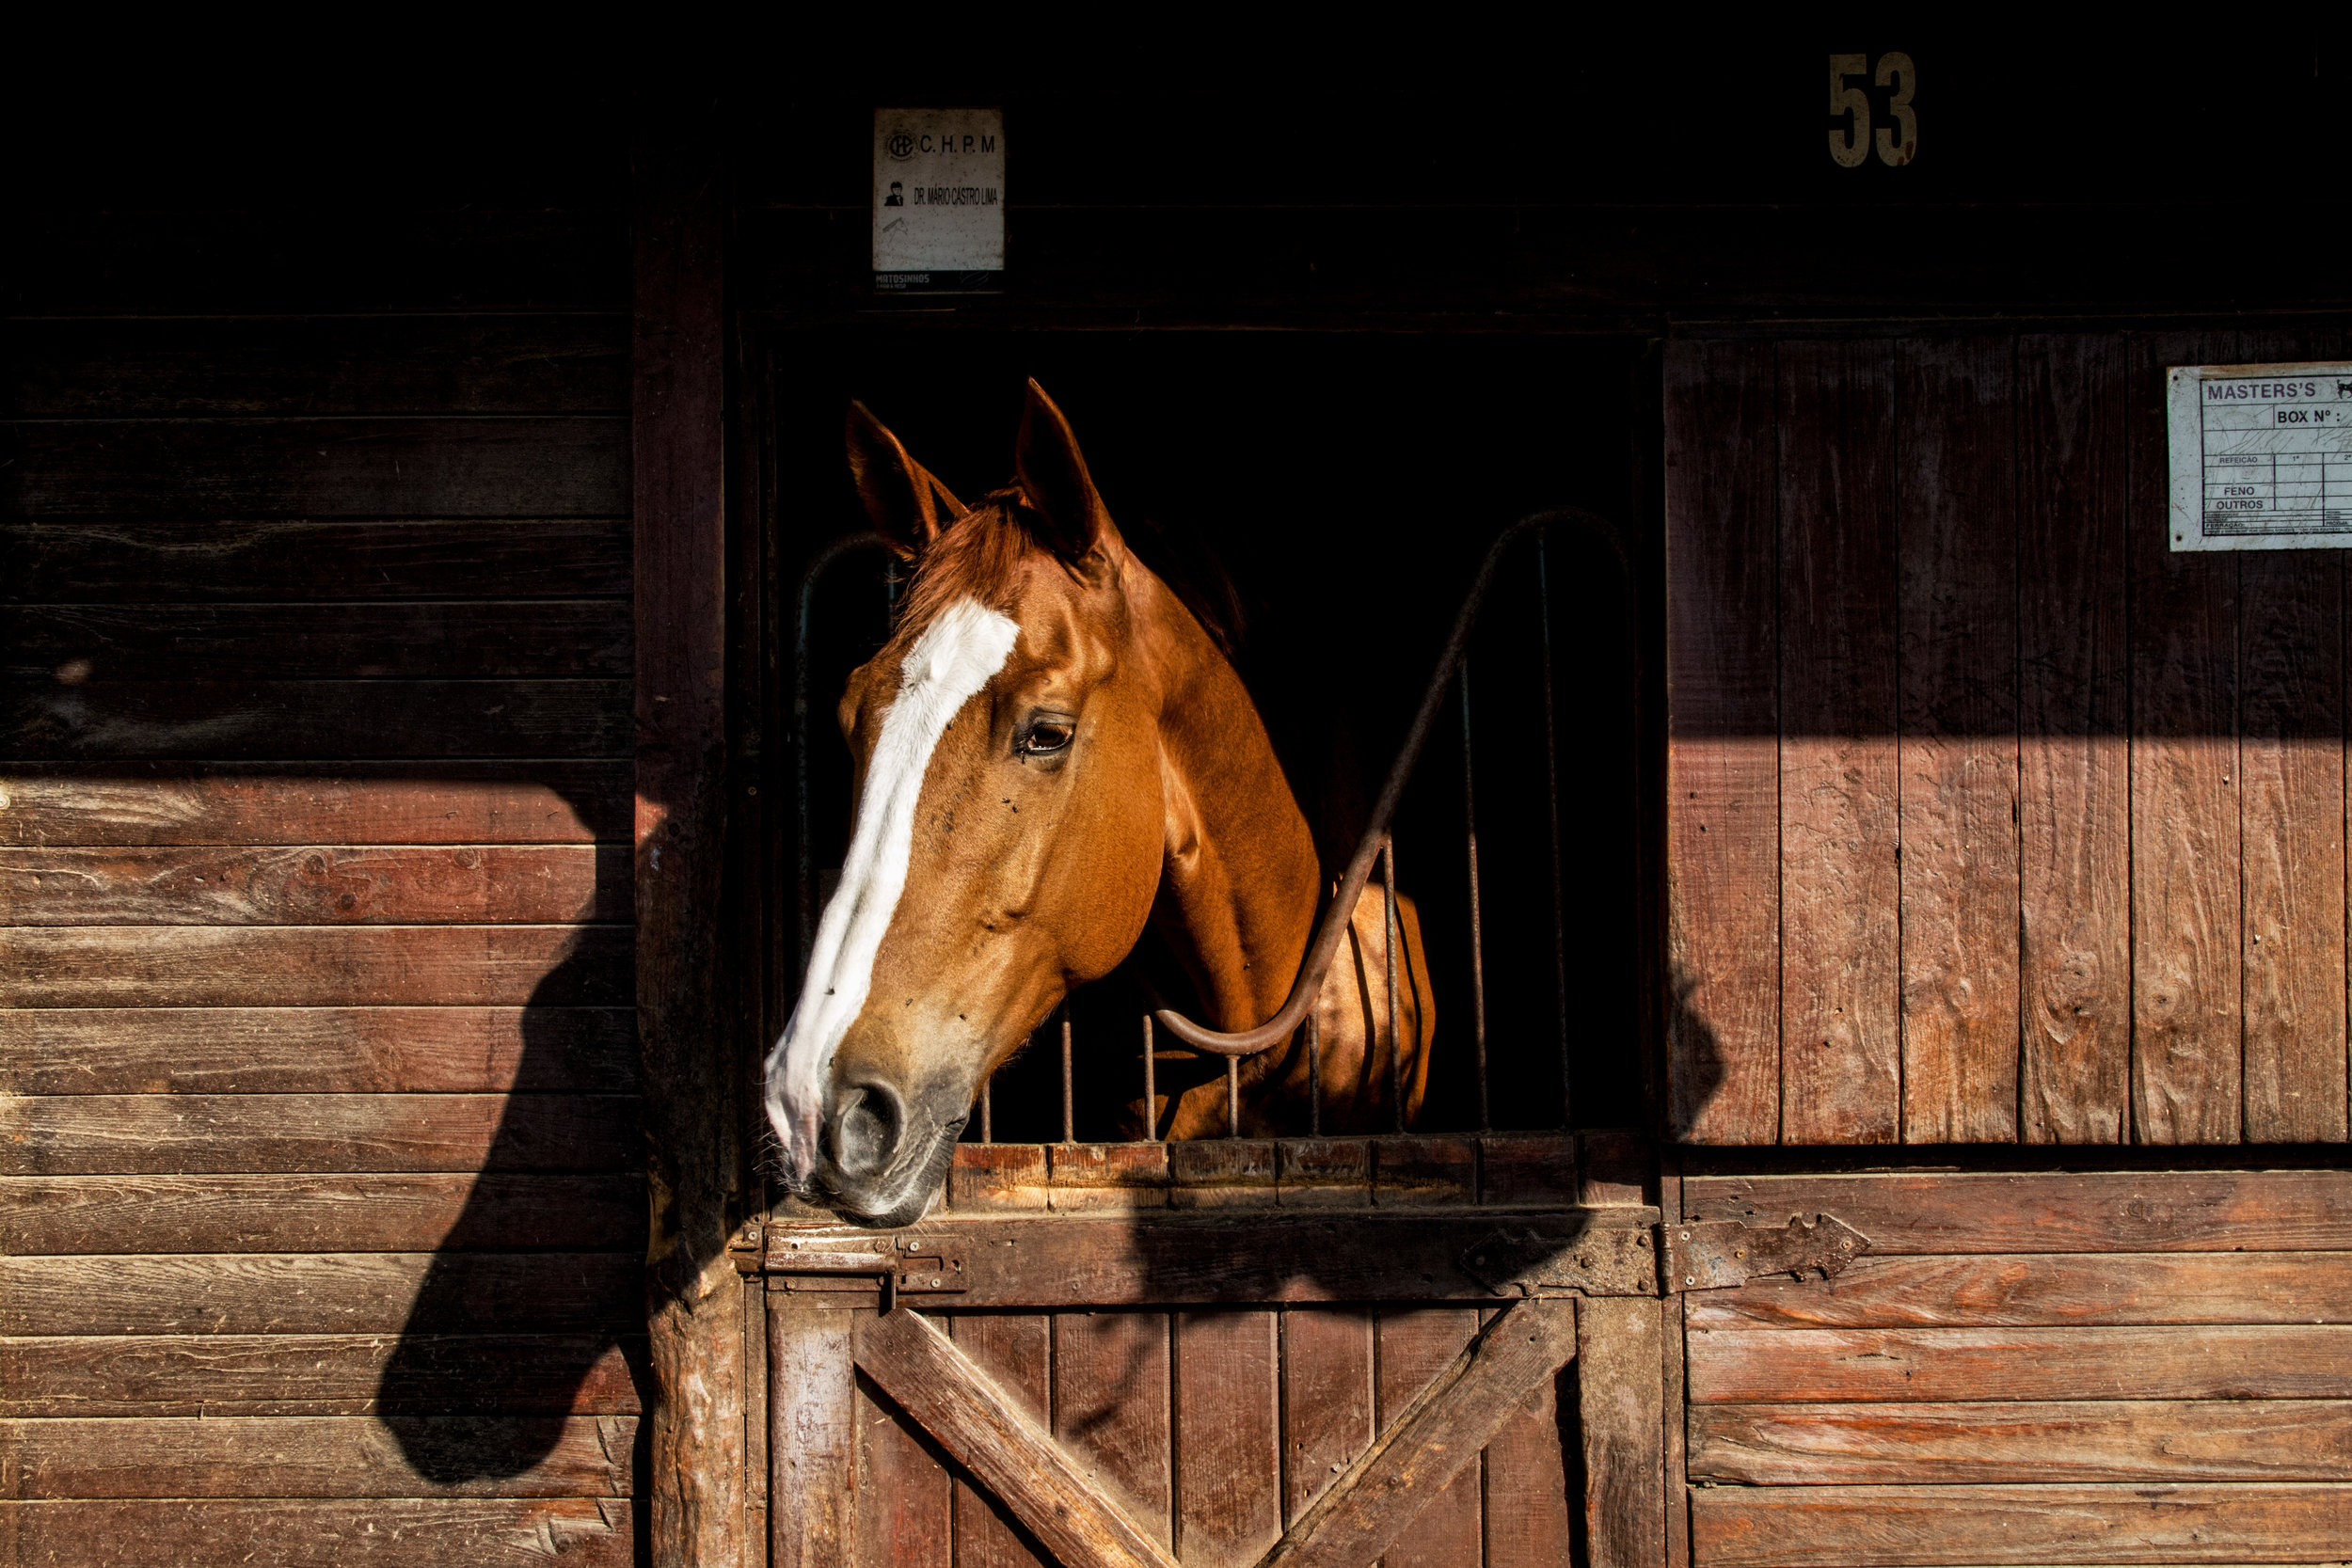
[1829,53,1916,167]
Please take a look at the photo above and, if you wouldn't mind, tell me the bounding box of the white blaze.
[764,597,1021,1180]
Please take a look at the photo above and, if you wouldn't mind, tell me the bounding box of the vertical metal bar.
[1060,1005,1075,1145]
[1226,1057,1241,1138]
[979,1078,993,1143]
[1383,835,1403,1133]
[1461,660,1490,1132]
[1536,531,1572,1127]
[1306,1011,1322,1138]
[1141,1014,1157,1141]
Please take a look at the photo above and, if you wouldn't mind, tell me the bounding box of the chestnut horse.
[764,382,1432,1226]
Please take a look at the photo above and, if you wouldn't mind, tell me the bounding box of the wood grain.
[1663,339,1782,1145]
[769,1306,855,1568]
[1776,340,1901,1144]
[1279,1307,1373,1526]
[1683,1168,2352,1253]
[2130,330,2246,1144]
[1054,1310,1173,1549]
[0,845,628,926]
[4,418,628,519]
[1173,1308,1282,1564]
[3,678,631,761]
[1687,1324,2352,1402]
[0,1251,638,1335]
[0,1173,642,1255]
[0,764,630,846]
[853,1308,1177,1568]
[0,1006,637,1094]
[1895,337,2020,1143]
[8,312,628,417]
[1685,1249,2352,1329]
[0,1414,638,1497]
[3,600,631,681]
[0,1334,645,1417]
[2015,333,2132,1143]
[0,518,630,602]
[0,925,631,1006]
[1689,1481,2352,1567]
[1375,1307,1484,1568]
[855,1367,953,1568]
[1477,1308,1574,1566]
[0,1497,635,1567]
[951,1313,1053,1568]
[1578,1295,1665,1568]
[1690,1400,2352,1485]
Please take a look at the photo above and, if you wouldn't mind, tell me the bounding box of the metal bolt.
[1841,1239,1853,1249]
[1684,1275,1696,1286]
[1733,1248,1745,1259]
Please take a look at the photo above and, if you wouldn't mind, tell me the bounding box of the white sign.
[2169,361,2352,550]
[872,108,1004,293]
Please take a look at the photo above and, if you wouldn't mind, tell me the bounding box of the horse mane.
[895,484,1246,658]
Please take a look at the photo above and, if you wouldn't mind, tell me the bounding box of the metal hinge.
[1660,1212,1870,1292]
[1457,1221,1661,1298]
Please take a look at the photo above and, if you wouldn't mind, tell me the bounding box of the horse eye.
[1020,721,1074,754]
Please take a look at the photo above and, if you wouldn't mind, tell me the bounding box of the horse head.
[763,381,1322,1225]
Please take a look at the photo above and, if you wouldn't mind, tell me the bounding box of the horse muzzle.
[810,1077,967,1227]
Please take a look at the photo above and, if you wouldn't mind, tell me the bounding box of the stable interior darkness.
[772,329,1646,1140]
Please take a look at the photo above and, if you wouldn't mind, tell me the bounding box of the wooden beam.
[852,1307,1179,1568]
[1259,1297,1579,1568]
[1579,1295,1666,1568]
[632,99,743,1568]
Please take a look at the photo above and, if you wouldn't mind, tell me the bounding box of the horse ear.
[846,401,965,560]
[1014,379,1116,562]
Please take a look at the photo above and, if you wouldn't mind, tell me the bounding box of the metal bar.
[1060,1006,1075,1145]
[1226,1057,1241,1138]
[1535,533,1571,1128]
[1141,1014,1157,1141]
[979,1078,993,1143]
[1460,661,1490,1132]
[1383,836,1403,1132]
[794,531,894,971]
[1306,1011,1322,1137]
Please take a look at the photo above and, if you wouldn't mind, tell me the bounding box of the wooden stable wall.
[0,200,644,1559]
[1668,330,2352,1147]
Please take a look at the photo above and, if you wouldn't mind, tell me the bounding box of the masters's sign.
[2169,361,2352,550]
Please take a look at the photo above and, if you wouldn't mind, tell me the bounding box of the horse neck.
[1136,569,1321,1032]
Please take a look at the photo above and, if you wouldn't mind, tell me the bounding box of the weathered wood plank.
[0,1251,638,1335]
[0,1092,639,1175]
[1375,1307,1484,1567]
[1279,1307,1372,1527]
[857,1366,953,1567]
[1689,1482,2352,1567]
[1776,339,1901,1144]
[0,764,630,846]
[1687,1324,2352,1403]
[1174,1308,1282,1564]
[0,925,632,1006]
[1895,336,2020,1143]
[0,1173,642,1255]
[0,1414,637,1497]
[1687,1250,2352,1329]
[0,1334,645,1417]
[1055,1310,1173,1549]
[853,1307,1178,1568]
[3,601,631,681]
[2130,330,2246,1144]
[1682,1169,2352,1253]
[2015,333,2132,1144]
[3,678,632,761]
[0,1497,635,1567]
[1579,1295,1665,1568]
[8,313,629,417]
[769,1306,855,1568]
[1664,338,1782,1145]
[1262,1299,1580,1568]
[3,418,629,519]
[0,845,628,926]
[1478,1306,1575,1566]
[1690,1400,2352,1485]
[0,518,631,602]
[0,1006,637,1094]
[951,1313,1053,1568]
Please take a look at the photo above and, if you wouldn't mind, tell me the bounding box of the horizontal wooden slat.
[3,601,630,680]
[0,925,631,1006]
[0,846,629,925]
[0,764,630,845]
[0,1006,636,1093]
[0,1174,642,1254]
[1691,1400,2352,1485]
[1689,1482,2352,1567]
[8,313,629,416]
[1685,1170,2352,1253]
[0,1334,645,1417]
[0,1252,640,1335]
[1,518,630,601]
[3,418,629,518]
[1688,1325,2352,1403]
[0,1497,634,1565]
[5,679,631,760]
[0,1414,637,1497]
[1686,1251,2352,1328]
[0,1093,640,1175]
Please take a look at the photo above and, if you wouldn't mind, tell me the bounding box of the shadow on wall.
[1663,965,1728,1143]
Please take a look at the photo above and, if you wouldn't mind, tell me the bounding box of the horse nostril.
[828,1085,901,1180]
